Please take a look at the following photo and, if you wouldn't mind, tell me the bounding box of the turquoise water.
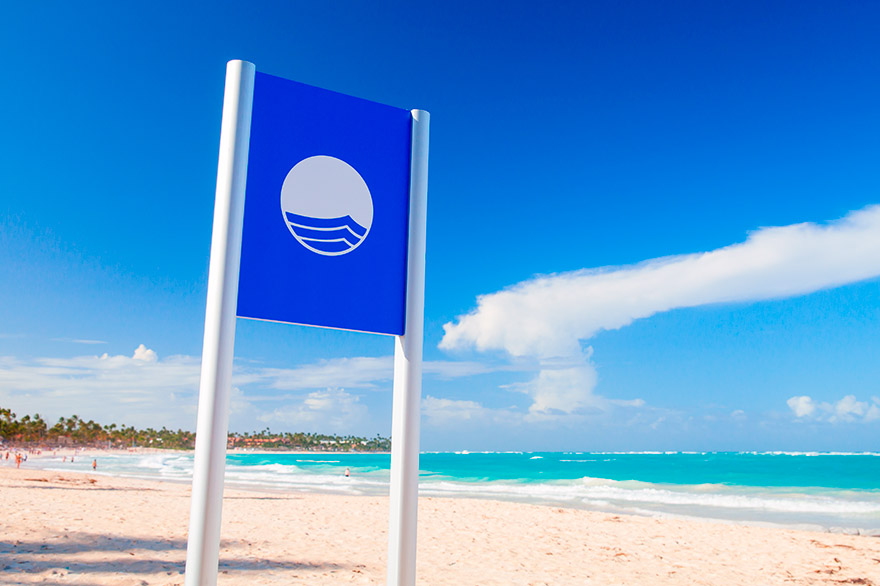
[414,451,880,489]
[19,451,880,532]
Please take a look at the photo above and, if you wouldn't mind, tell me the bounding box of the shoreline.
[21,461,878,537]
[8,445,880,455]
[2,466,879,585]
[1,446,387,456]
[6,447,879,536]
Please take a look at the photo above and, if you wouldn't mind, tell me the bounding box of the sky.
[1,1,880,451]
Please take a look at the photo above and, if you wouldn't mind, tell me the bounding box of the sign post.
[387,109,429,586]
[184,60,429,586]
[184,60,254,586]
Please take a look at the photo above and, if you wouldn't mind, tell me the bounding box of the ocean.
[21,450,880,533]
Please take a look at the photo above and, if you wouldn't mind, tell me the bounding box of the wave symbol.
[285,212,368,255]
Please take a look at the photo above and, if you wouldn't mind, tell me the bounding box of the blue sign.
[237,72,413,335]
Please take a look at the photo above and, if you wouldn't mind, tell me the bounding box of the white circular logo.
[280,155,373,256]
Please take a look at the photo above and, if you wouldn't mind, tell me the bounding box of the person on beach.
[15,453,22,469]
[92,459,97,471]
[344,467,350,477]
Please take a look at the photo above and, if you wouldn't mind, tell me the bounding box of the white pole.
[184,59,255,586]
[387,109,430,586]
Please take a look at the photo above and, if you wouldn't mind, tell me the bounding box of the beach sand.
[0,466,878,585]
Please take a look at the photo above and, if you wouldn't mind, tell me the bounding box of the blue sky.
[2,1,879,451]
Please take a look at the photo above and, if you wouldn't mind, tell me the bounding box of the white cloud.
[0,346,370,431]
[259,355,513,392]
[866,401,880,423]
[787,395,816,418]
[489,347,653,421]
[439,206,880,422]
[258,388,367,432]
[0,346,521,432]
[422,395,489,423]
[831,395,868,422]
[132,343,158,362]
[51,338,108,345]
[786,394,879,423]
[442,205,880,358]
[262,356,393,391]
[615,398,647,408]
[423,360,510,378]
[0,345,201,429]
[503,352,601,416]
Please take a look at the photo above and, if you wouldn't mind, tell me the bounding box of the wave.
[738,451,880,457]
[419,476,880,521]
[590,451,703,455]
[572,477,880,515]
[585,451,880,457]
[227,462,301,474]
[136,454,171,469]
[422,451,524,455]
[285,212,367,253]
[18,452,880,531]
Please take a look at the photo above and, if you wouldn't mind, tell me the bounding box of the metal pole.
[387,109,430,586]
[184,59,255,586]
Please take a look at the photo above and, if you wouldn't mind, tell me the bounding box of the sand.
[0,466,878,585]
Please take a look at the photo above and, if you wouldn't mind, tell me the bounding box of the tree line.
[0,407,391,452]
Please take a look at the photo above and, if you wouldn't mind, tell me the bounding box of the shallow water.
[17,450,880,532]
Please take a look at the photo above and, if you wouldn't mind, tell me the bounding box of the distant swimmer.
[344,467,350,478]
